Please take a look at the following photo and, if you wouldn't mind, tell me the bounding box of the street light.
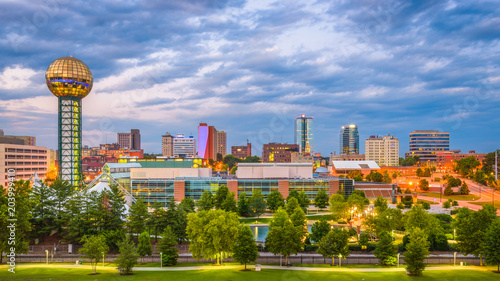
[45,250,49,265]
[339,254,342,268]
[160,252,163,268]
[397,253,400,268]
[454,252,457,266]
[102,252,105,268]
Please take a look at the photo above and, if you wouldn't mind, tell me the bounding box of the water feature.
[250,225,313,242]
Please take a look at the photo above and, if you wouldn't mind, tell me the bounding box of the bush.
[348,244,376,252]
[452,200,459,207]
[450,209,459,215]
[397,202,405,209]
[434,177,441,182]
[422,202,431,210]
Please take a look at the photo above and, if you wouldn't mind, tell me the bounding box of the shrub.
[452,200,459,207]
[397,202,405,209]
[422,202,431,210]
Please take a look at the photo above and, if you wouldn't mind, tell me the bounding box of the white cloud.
[0,65,42,90]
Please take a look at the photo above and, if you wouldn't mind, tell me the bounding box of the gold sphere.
[45,57,93,98]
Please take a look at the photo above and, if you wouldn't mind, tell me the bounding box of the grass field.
[1,264,499,281]
[422,192,481,201]
[469,201,500,209]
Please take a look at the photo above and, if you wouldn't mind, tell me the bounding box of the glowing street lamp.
[160,252,163,268]
[102,252,105,267]
[45,250,49,265]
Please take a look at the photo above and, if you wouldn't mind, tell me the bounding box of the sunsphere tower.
[45,57,93,187]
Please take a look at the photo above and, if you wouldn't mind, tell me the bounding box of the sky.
[0,0,499,157]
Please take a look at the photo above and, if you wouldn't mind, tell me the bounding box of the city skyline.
[1,1,499,156]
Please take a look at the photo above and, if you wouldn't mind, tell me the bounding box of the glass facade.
[237,180,279,198]
[294,115,313,153]
[408,130,449,161]
[289,179,329,200]
[340,125,359,155]
[131,179,176,207]
[185,180,228,200]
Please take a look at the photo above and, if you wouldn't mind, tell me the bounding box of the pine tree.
[198,190,214,211]
[127,198,149,236]
[403,227,430,276]
[30,181,56,240]
[50,179,74,233]
[374,232,397,265]
[158,226,179,266]
[137,231,152,263]
[460,182,470,195]
[116,236,139,275]
[232,225,259,270]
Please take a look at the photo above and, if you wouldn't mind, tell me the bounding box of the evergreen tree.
[198,190,214,211]
[149,200,167,242]
[137,231,153,263]
[116,236,139,275]
[403,227,429,276]
[178,197,196,213]
[460,182,470,195]
[78,234,109,274]
[30,181,56,240]
[221,191,238,213]
[310,218,331,243]
[237,192,250,216]
[249,189,266,218]
[50,179,74,233]
[214,185,230,209]
[158,226,179,266]
[374,232,397,265]
[127,198,149,236]
[317,228,350,266]
[314,190,329,210]
[482,219,500,272]
[444,185,453,196]
[232,225,259,270]
[266,190,285,212]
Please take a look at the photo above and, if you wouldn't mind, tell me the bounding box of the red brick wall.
[227,181,239,200]
[328,180,339,196]
[278,180,289,198]
[174,181,185,202]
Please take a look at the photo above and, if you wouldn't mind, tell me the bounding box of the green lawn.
[422,192,481,201]
[1,264,499,280]
[469,201,500,209]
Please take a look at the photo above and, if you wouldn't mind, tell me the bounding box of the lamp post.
[397,253,400,268]
[45,250,49,265]
[454,229,456,240]
[454,252,457,266]
[160,252,163,268]
[339,254,342,268]
[102,252,105,268]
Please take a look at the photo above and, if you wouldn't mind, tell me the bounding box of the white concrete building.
[236,163,313,179]
[365,135,399,167]
[0,143,47,187]
[173,134,196,158]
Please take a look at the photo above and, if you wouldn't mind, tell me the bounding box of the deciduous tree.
[314,190,329,210]
[374,232,397,265]
[232,225,259,270]
[78,235,109,274]
[267,190,285,212]
[116,236,139,275]
[137,232,152,263]
[317,228,350,266]
[403,227,429,276]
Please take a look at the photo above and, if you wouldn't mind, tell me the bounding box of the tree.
[230,165,238,174]
[363,208,403,238]
[221,191,238,213]
[237,192,250,216]
[249,189,266,218]
[358,233,370,250]
[214,185,230,209]
[223,155,240,169]
[347,191,368,211]
[290,207,308,239]
[179,197,196,213]
[310,218,331,243]
[374,232,397,265]
[454,156,481,177]
[30,181,56,240]
[443,201,451,209]
[158,226,179,266]
[286,197,301,215]
[482,219,500,272]
[50,179,75,233]
[127,198,149,236]
[366,171,384,183]
[347,170,363,181]
[186,210,240,265]
[198,190,214,211]
[115,236,139,275]
[297,191,310,212]
[314,190,329,210]
[266,208,303,265]
[423,168,431,177]
[267,190,285,212]
[454,205,497,265]
[329,194,348,221]
[416,168,423,177]
[317,228,350,266]
[403,227,430,276]
[419,179,429,191]
[232,225,259,270]
[150,201,167,242]
[460,182,470,195]
[374,196,388,213]
[78,235,109,274]
[444,185,453,196]
[137,231,153,263]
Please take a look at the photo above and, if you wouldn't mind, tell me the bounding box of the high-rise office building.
[294,114,313,154]
[262,143,299,163]
[46,56,93,186]
[340,124,359,155]
[118,129,141,150]
[173,134,196,158]
[407,130,449,162]
[0,143,48,188]
[232,142,252,159]
[216,131,227,157]
[365,134,399,167]
[162,132,174,157]
[198,123,226,160]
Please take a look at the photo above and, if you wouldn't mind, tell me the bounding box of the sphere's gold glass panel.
[45,57,93,98]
